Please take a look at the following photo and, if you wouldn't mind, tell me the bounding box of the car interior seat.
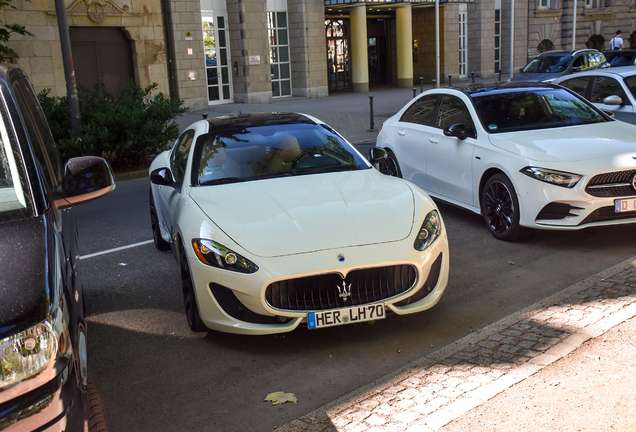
[268,135,302,172]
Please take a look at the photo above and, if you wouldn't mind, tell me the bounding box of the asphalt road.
[75,176,636,432]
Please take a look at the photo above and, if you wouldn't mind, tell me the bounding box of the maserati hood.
[189,170,416,258]
[488,121,636,163]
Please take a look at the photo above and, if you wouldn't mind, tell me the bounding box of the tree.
[0,0,33,62]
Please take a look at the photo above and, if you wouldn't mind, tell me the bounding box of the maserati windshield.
[192,123,369,185]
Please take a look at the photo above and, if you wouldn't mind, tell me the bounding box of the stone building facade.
[2,0,635,109]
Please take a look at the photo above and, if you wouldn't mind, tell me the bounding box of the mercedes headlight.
[414,210,442,251]
[192,239,259,274]
[520,167,582,188]
[0,309,70,391]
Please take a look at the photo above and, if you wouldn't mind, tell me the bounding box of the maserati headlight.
[192,239,259,274]
[414,210,442,251]
[520,167,582,188]
[0,311,70,390]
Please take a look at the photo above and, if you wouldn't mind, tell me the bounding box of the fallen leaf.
[585,354,601,361]
[264,391,298,405]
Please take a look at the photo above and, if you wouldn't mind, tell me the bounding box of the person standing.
[611,30,624,51]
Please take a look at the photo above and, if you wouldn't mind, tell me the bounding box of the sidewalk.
[277,257,636,432]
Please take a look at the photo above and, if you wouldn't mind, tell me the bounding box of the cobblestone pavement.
[276,257,636,432]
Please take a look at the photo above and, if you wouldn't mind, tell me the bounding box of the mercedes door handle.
[397,130,405,136]
[428,137,439,144]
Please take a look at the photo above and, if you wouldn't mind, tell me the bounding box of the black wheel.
[379,151,402,178]
[149,188,170,251]
[87,373,109,432]
[180,248,207,332]
[481,173,530,241]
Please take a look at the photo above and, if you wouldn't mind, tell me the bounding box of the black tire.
[88,373,109,432]
[481,173,530,241]
[379,151,402,178]
[149,188,170,251]
[180,247,207,332]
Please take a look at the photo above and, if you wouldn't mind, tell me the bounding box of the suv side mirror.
[150,167,175,186]
[60,156,115,209]
[443,123,468,140]
[368,147,388,164]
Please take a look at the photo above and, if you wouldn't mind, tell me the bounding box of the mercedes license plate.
[614,198,636,213]
[307,303,385,329]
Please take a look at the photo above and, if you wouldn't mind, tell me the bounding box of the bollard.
[471,71,475,83]
[202,112,209,119]
[420,77,424,93]
[499,70,502,82]
[432,79,436,89]
[448,74,452,86]
[369,95,375,132]
[413,88,417,98]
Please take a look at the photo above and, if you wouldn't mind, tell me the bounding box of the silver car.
[552,66,636,124]
[511,49,608,82]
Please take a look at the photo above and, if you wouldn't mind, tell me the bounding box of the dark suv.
[0,64,114,430]
[511,49,609,82]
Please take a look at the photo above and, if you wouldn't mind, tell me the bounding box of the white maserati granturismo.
[376,82,636,241]
[149,112,449,335]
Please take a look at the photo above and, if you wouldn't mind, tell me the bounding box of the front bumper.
[514,172,636,230]
[0,362,86,432]
[187,232,450,335]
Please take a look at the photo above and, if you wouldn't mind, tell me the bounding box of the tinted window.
[590,76,627,104]
[437,95,476,138]
[558,76,591,98]
[522,55,571,73]
[171,129,195,183]
[399,95,439,126]
[13,77,63,193]
[192,123,369,186]
[608,52,636,67]
[623,75,636,100]
[472,88,609,133]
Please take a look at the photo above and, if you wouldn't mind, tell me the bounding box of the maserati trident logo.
[337,280,352,302]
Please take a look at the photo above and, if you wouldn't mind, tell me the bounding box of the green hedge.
[39,81,188,172]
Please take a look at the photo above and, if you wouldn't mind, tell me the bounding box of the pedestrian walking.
[611,30,624,51]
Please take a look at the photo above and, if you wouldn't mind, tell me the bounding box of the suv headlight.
[0,309,71,391]
[414,210,442,251]
[520,167,582,188]
[192,239,259,274]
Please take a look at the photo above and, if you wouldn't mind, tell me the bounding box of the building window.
[459,11,467,76]
[268,11,292,98]
[202,13,233,105]
[494,9,501,73]
[537,0,549,9]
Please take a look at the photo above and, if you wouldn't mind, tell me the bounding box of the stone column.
[350,5,368,93]
[396,3,413,88]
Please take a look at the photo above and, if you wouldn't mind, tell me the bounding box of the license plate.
[614,198,636,213]
[307,303,385,329]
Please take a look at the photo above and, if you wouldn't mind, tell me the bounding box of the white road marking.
[81,240,154,259]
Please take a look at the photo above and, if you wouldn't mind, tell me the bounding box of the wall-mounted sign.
[248,55,260,65]
[185,36,193,41]
[188,70,197,81]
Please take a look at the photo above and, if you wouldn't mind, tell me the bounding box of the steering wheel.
[291,151,322,170]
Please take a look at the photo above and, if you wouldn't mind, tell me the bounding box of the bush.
[39,81,188,172]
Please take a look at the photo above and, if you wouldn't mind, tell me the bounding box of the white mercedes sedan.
[376,82,636,241]
[149,112,449,335]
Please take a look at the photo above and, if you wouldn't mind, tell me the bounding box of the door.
[391,94,442,190]
[326,19,351,90]
[70,27,134,93]
[426,95,476,206]
[202,13,233,104]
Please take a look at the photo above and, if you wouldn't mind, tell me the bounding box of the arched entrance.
[326,19,351,90]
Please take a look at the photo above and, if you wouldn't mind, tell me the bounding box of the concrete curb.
[277,255,636,431]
